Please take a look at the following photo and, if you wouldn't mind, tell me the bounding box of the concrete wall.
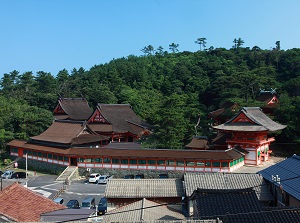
[78,167,184,179]
[10,155,66,175]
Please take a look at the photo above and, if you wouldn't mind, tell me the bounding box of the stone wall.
[10,155,66,175]
[78,167,184,179]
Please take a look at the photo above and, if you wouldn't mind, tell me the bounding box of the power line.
[54,174,300,223]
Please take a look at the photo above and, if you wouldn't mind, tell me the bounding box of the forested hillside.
[1,44,300,150]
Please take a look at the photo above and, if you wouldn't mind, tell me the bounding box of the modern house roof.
[192,188,262,221]
[213,107,286,132]
[185,136,209,149]
[105,179,184,198]
[40,209,95,222]
[0,183,65,222]
[258,154,300,201]
[53,97,93,121]
[8,139,244,161]
[184,172,272,201]
[103,198,184,222]
[30,120,108,146]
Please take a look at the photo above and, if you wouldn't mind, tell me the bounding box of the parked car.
[1,170,14,179]
[66,199,80,209]
[124,174,134,179]
[158,173,169,179]
[81,197,95,209]
[134,174,144,179]
[97,197,107,215]
[11,172,27,179]
[53,198,64,204]
[88,173,100,183]
[98,175,113,184]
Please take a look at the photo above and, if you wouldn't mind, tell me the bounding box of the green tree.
[195,37,207,51]
[169,43,179,53]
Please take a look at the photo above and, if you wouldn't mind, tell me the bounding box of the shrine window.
[247,138,255,140]
[186,161,195,166]
[166,160,175,166]
[205,162,211,167]
[53,154,57,160]
[176,161,184,166]
[121,159,128,164]
[148,160,156,165]
[28,150,32,155]
[138,159,146,165]
[79,158,85,162]
[95,158,102,163]
[64,157,68,162]
[43,153,47,158]
[33,151,37,157]
[85,158,92,163]
[157,160,165,165]
[221,162,229,167]
[48,154,53,159]
[112,159,119,164]
[129,159,137,164]
[58,156,63,161]
[196,161,204,166]
[212,162,220,167]
[11,148,18,153]
[24,150,28,155]
[103,158,110,163]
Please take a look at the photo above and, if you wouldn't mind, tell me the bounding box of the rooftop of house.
[0,183,65,222]
[102,198,184,222]
[213,107,286,132]
[105,179,184,198]
[184,172,273,201]
[258,154,300,201]
[185,136,209,149]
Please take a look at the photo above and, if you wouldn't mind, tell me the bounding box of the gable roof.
[185,136,209,149]
[193,188,262,221]
[40,209,95,222]
[184,172,272,201]
[30,120,108,146]
[103,198,184,222]
[258,154,300,200]
[213,107,286,132]
[105,179,184,198]
[53,97,93,121]
[90,104,150,134]
[0,183,65,222]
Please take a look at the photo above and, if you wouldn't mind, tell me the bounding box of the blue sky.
[1,0,299,77]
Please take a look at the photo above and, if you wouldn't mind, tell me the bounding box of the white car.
[98,175,112,184]
[88,173,100,183]
[1,170,14,179]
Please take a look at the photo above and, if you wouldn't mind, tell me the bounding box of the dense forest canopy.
[1,40,300,150]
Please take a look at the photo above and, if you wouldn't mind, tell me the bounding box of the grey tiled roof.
[258,154,300,200]
[102,198,184,222]
[184,172,272,201]
[213,107,286,132]
[105,179,184,198]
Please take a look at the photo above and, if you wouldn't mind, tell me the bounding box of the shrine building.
[213,107,286,165]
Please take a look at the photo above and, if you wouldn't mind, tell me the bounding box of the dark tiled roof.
[184,172,273,201]
[88,123,113,132]
[40,209,95,222]
[105,179,184,198]
[97,104,148,133]
[103,198,184,222]
[30,120,106,146]
[258,154,300,200]
[54,98,93,120]
[104,142,142,149]
[0,183,65,222]
[213,107,286,132]
[9,139,243,161]
[186,136,209,149]
[208,102,238,118]
[193,188,262,221]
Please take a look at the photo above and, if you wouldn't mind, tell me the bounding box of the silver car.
[1,170,14,179]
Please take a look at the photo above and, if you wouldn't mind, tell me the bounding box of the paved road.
[26,175,106,206]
